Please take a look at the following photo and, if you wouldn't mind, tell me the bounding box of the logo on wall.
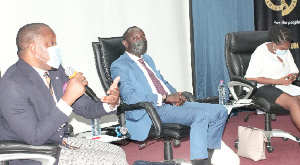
[265,0,297,16]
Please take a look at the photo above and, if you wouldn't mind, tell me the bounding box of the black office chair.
[0,141,61,165]
[225,31,300,153]
[92,37,194,162]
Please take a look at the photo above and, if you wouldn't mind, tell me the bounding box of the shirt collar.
[32,66,48,78]
[126,51,143,62]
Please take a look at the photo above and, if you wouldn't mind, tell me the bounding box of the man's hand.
[101,76,120,107]
[62,72,87,106]
[165,92,186,106]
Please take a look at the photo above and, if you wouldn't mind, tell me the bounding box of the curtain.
[191,0,255,99]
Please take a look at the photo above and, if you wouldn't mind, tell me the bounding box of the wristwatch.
[162,94,167,103]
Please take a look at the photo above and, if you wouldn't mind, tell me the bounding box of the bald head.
[122,26,143,41]
[16,23,51,56]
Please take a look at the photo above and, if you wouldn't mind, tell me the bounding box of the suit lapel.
[123,53,154,93]
[17,59,57,103]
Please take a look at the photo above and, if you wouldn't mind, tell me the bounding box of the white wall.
[0,0,192,134]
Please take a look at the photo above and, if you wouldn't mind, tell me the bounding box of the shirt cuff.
[157,94,163,106]
[103,99,120,113]
[56,99,73,116]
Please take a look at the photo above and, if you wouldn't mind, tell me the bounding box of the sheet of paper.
[275,85,300,96]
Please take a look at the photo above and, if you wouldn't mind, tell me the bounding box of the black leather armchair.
[0,126,74,165]
[0,141,61,165]
[225,31,300,153]
[92,37,194,162]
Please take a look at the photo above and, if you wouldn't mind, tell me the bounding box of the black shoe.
[191,159,208,165]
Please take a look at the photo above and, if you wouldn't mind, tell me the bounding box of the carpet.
[121,111,300,165]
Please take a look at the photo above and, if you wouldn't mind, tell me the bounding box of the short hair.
[16,23,50,54]
[122,26,141,41]
[268,25,293,44]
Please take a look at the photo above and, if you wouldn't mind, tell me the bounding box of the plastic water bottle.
[218,80,226,105]
[91,118,101,137]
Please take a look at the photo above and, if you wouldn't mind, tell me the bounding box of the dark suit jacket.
[111,53,176,141]
[0,59,115,165]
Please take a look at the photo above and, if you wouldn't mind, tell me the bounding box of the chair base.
[162,158,188,164]
[235,129,300,153]
[265,129,300,142]
[264,129,300,153]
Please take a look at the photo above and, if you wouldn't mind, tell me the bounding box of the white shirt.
[127,52,171,106]
[245,42,300,96]
[245,42,299,88]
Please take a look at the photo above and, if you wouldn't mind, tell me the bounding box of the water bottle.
[91,118,101,137]
[218,80,226,105]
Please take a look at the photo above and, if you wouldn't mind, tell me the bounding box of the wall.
[0,0,192,134]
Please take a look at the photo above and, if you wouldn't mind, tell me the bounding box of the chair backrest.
[225,31,270,79]
[92,37,125,93]
[225,31,269,97]
[92,37,127,128]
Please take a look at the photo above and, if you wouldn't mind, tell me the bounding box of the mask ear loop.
[33,43,49,63]
[273,43,277,54]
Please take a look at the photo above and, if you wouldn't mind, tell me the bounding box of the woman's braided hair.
[268,25,293,44]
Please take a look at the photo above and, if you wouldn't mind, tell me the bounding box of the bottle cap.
[220,80,223,84]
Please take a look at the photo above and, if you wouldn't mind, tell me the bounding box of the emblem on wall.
[265,0,297,16]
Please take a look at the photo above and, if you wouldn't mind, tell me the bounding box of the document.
[275,84,300,96]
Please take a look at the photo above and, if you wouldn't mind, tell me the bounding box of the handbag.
[237,126,267,161]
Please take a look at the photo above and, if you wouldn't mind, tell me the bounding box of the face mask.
[275,49,288,56]
[273,43,288,56]
[35,44,62,69]
[131,40,147,55]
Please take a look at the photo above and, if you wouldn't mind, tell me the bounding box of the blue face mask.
[274,43,288,56]
[275,49,288,56]
[35,44,62,69]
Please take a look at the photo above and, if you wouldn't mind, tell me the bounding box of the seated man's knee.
[213,104,228,117]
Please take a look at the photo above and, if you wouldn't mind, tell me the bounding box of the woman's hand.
[278,74,294,85]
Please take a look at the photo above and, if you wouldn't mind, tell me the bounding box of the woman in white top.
[245,25,300,131]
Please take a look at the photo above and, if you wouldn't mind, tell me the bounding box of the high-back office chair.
[92,37,194,162]
[225,31,300,153]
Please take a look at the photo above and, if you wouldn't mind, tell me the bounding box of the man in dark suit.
[0,23,128,165]
[111,26,228,165]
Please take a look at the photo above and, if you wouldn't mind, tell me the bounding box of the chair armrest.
[0,140,61,165]
[228,76,257,101]
[292,79,300,87]
[117,102,162,138]
[182,91,197,102]
[231,76,257,87]
[0,140,61,156]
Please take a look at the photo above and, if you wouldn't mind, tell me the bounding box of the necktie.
[138,59,167,95]
[43,72,53,95]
